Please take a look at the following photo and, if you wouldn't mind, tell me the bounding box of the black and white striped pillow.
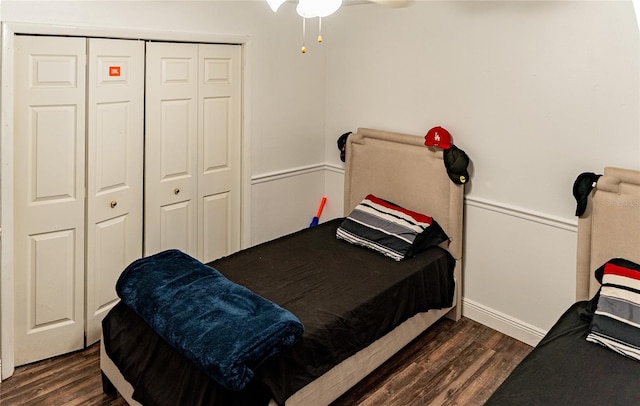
[587,258,640,361]
[336,194,449,261]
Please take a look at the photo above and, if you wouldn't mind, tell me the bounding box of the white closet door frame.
[1,22,252,380]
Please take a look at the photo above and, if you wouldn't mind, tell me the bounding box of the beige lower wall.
[463,200,578,345]
[250,165,327,246]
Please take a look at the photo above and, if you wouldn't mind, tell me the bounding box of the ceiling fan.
[266,0,411,17]
[266,0,411,53]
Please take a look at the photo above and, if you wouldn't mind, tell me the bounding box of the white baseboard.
[462,298,546,347]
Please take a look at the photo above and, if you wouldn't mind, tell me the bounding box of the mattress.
[485,297,640,406]
[102,218,455,406]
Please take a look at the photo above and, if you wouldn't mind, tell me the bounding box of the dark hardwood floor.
[333,317,532,406]
[0,317,531,406]
[0,342,127,406]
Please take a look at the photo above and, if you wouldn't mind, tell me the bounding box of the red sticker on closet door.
[109,66,121,77]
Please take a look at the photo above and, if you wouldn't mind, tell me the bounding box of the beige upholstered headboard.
[344,128,465,318]
[576,167,640,300]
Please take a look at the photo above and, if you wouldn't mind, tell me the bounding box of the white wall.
[323,1,640,344]
[251,165,327,243]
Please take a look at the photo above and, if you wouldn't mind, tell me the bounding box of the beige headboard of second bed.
[576,166,640,300]
[343,128,465,318]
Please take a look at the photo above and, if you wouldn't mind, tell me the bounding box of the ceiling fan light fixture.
[266,0,286,12]
[296,0,343,18]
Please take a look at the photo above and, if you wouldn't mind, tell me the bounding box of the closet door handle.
[110,200,118,208]
[174,188,180,195]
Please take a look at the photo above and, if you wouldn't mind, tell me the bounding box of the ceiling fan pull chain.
[301,17,307,53]
[317,17,323,43]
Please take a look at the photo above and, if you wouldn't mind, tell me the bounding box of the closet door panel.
[198,44,242,262]
[202,193,230,262]
[86,38,144,345]
[160,201,195,253]
[145,42,198,258]
[14,35,86,366]
[93,216,129,305]
[30,231,77,325]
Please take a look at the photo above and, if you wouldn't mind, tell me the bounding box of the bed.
[485,166,640,406]
[100,127,465,406]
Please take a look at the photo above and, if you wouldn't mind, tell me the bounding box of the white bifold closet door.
[85,38,144,345]
[144,42,241,263]
[13,35,144,365]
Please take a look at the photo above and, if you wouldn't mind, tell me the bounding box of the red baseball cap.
[424,126,452,149]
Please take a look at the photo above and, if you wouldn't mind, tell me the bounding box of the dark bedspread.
[103,218,455,406]
[115,249,304,391]
[486,296,640,406]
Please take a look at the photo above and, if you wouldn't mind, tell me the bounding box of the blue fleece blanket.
[115,249,304,391]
